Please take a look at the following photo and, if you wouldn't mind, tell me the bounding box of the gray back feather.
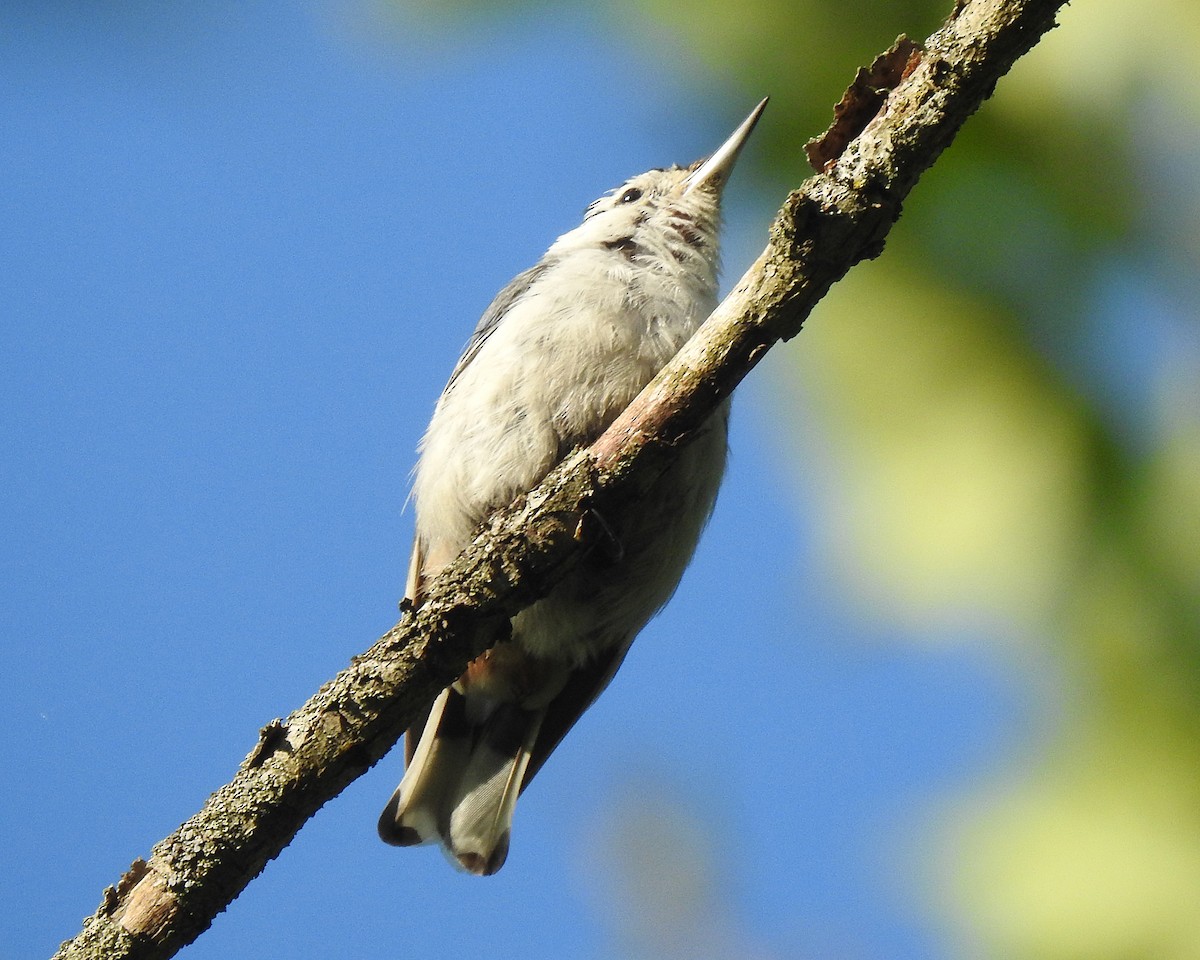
[442,260,553,395]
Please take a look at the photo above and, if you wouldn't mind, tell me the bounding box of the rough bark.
[52,0,1069,956]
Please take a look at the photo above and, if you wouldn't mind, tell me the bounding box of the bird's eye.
[619,187,643,204]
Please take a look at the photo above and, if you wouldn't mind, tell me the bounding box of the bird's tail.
[378,686,544,876]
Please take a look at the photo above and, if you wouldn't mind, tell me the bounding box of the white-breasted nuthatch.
[379,99,767,874]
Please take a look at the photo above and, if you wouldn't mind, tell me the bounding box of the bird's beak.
[682,97,768,196]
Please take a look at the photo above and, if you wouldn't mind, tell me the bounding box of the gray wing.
[442,260,553,394]
[519,639,633,791]
[403,260,552,766]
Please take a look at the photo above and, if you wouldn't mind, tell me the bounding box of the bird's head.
[550,98,768,277]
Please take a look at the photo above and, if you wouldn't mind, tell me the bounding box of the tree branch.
[53,0,1068,956]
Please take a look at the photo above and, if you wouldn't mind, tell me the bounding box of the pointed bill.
[682,97,768,195]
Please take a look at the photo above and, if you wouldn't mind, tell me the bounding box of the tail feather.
[378,688,462,846]
[378,687,544,876]
[445,706,542,874]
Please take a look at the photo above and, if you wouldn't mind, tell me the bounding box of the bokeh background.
[4,1,1199,958]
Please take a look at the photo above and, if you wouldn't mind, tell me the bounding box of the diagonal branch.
[52,0,1069,957]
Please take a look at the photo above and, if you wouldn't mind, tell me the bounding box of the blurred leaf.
[790,256,1091,637]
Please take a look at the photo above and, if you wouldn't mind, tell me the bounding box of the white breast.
[412,243,717,557]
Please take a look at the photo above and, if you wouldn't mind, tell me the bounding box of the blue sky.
[2,3,1025,957]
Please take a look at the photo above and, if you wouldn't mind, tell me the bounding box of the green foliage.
[779,2,1200,956]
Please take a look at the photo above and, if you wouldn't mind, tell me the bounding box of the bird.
[378,99,767,875]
